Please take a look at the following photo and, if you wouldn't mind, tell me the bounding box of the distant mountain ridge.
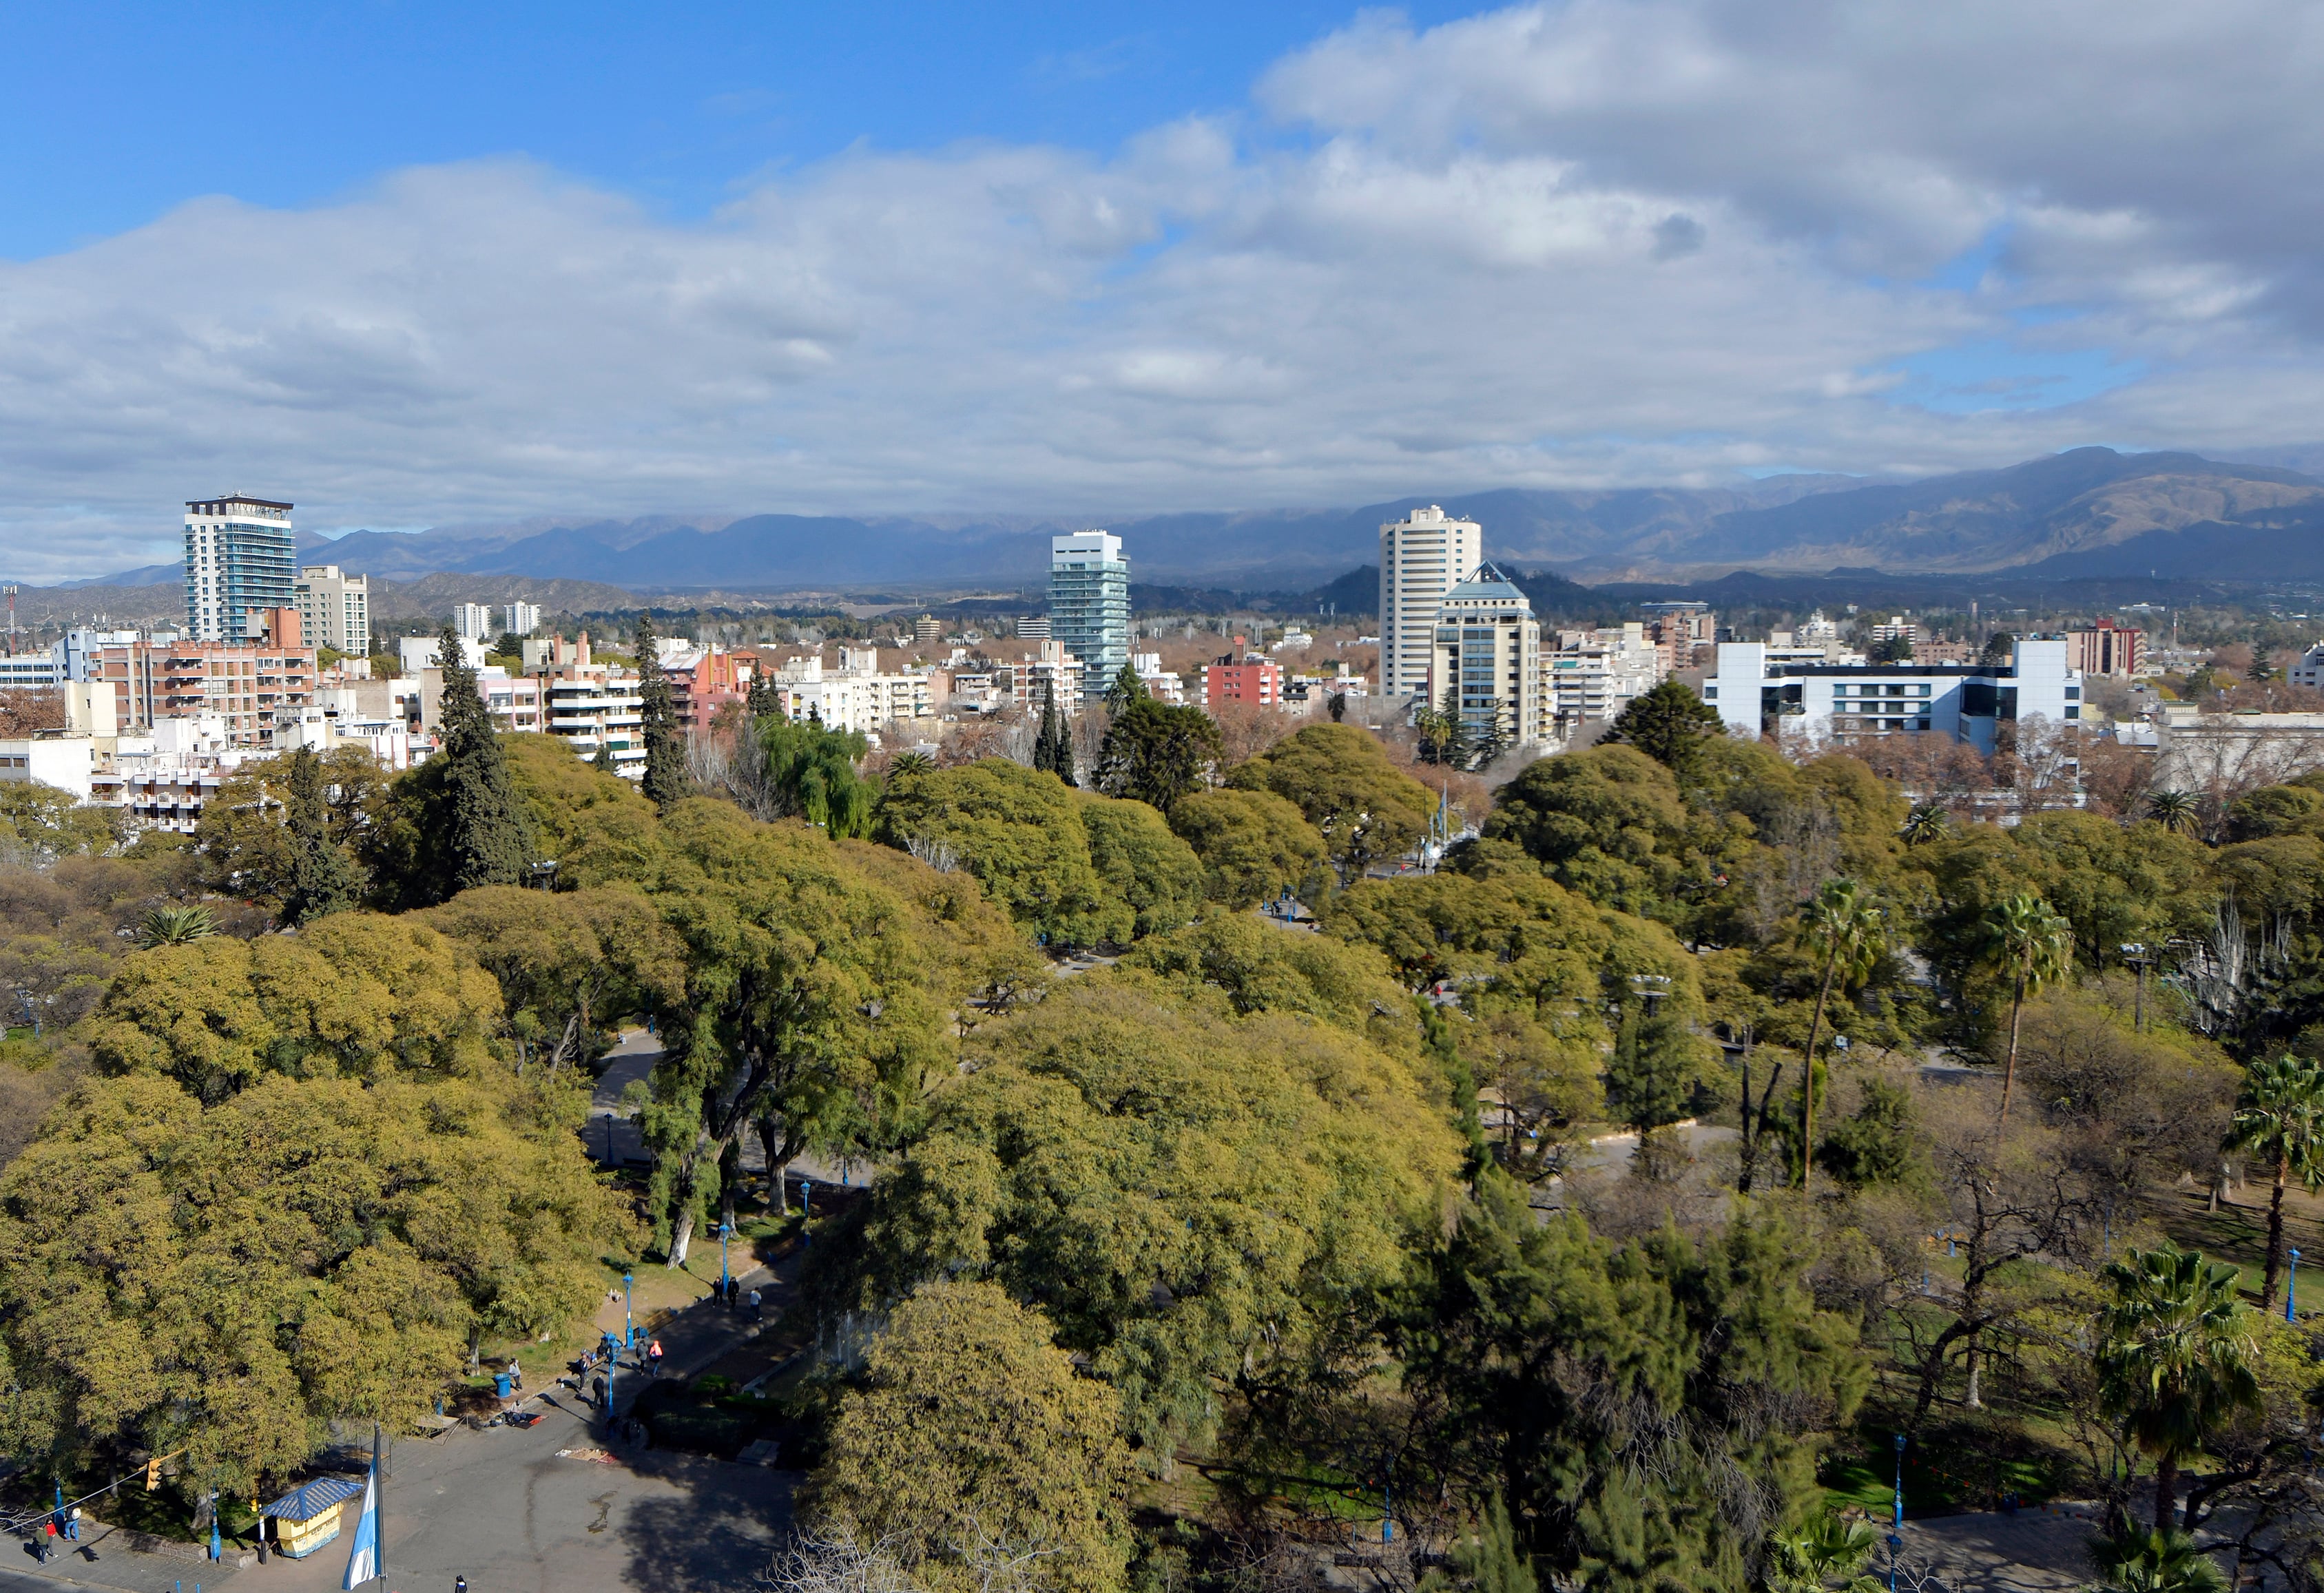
[64,448,2324,593]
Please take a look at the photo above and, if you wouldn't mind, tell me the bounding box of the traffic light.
[145,1457,161,1492]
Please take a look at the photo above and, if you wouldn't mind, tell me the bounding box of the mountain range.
[72,447,2324,595]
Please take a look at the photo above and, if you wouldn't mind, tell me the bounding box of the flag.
[341,1451,380,1588]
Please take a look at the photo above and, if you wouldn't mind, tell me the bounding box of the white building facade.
[1048,532,1130,702]
[294,565,373,657]
[1705,638,2082,755]
[185,494,297,643]
[1380,506,1482,705]
[1427,565,1544,749]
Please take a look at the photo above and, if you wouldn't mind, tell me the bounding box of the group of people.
[710,1273,765,1320]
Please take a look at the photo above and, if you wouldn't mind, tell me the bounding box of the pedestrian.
[747,1287,762,1322]
[39,1521,54,1561]
[510,1357,521,1391]
[647,1337,664,1377]
[592,1373,608,1409]
[457,1576,469,1593]
[65,1506,79,1541]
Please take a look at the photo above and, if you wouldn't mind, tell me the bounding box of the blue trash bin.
[495,1372,514,1399]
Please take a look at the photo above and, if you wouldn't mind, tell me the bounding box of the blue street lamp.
[2290,1248,2303,1322]
[802,1180,814,1218]
[720,1220,734,1302]
[1891,1433,1907,1593]
[623,1270,635,1349]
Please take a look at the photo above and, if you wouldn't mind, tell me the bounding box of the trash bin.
[494,1372,514,1399]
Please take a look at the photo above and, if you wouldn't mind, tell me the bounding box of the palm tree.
[1797,879,1886,1195]
[2097,1245,2259,1532]
[1766,1512,1882,1593]
[1984,892,2073,1125]
[1900,802,1949,846]
[886,751,935,781]
[134,904,218,948]
[2144,789,2201,835]
[2090,1528,2229,1593]
[2223,1054,2324,1311]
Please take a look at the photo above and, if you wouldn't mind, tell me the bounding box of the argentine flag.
[342,1452,380,1588]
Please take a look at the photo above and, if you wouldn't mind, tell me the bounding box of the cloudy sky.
[3,0,2321,581]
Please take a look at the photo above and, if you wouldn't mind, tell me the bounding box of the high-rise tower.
[184,494,296,643]
[1379,505,1480,703]
[1048,530,1130,703]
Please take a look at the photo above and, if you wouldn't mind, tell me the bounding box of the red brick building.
[1201,656,1282,709]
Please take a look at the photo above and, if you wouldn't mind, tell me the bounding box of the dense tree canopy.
[1227,724,1438,881]
[1166,787,1329,910]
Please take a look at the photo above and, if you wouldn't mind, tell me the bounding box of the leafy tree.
[1419,684,1469,768]
[1166,788,1328,910]
[380,623,533,906]
[1900,801,1949,846]
[1796,879,1885,1194]
[805,1280,1134,1593]
[1815,1076,1922,1188]
[0,1068,631,1494]
[0,780,128,862]
[1400,1174,1867,1591]
[2146,789,2201,835]
[1102,660,1145,715]
[634,612,690,808]
[1604,1003,1708,1141]
[2097,1245,2259,1531]
[499,731,666,888]
[421,886,685,1074]
[1980,631,2017,665]
[808,966,1460,1455]
[593,739,616,775]
[1075,793,1202,939]
[1461,1009,1602,1183]
[1455,1494,1539,1593]
[1228,725,1437,883]
[2223,1054,2324,1311]
[760,716,875,837]
[1094,696,1221,811]
[1599,678,1724,773]
[878,758,1124,948]
[1033,678,1077,787]
[279,745,362,926]
[1765,1512,1882,1593]
[1985,891,2073,1124]
[1480,745,1692,917]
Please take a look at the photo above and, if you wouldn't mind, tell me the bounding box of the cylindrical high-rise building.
[1379,506,1480,705]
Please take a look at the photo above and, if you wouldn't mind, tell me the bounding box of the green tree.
[633,612,689,808]
[2097,1245,2259,1532]
[1599,678,1724,773]
[1075,793,1202,939]
[1167,787,1329,910]
[1796,879,1885,1196]
[2090,1529,2230,1593]
[279,745,361,926]
[1094,696,1222,811]
[2223,1054,2324,1311]
[1420,683,1469,768]
[759,716,875,837]
[1766,1513,1882,1593]
[1480,745,1690,917]
[1605,1003,1708,1143]
[1102,660,1145,715]
[0,781,129,861]
[1228,725,1436,883]
[1455,1494,1539,1593]
[1033,678,1077,787]
[393,623,533,904]
[1985,892,2073,1125]
[2145,789,2201,835]
[1900,801,1949,846]
[878,758,1123,947]
[134,904,216,948]
[805,1280,1134,1593]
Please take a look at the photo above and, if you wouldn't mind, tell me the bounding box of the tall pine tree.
[1033,678,1077,787]
[430,621,532,893]
[634,612,689,808]
[279,744,359,926]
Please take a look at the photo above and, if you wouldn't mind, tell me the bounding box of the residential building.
[914,615,942,646]
[1545,623,1665,729]
[408,667,546,738]
[94,716,240,833]
[1015,617,1051,641]
[1203,656,1283,709]
[1911,639,1977,666]
[0,653,58,691]
[659,645,749,729]
[0,736,98,801]
[1641,601,1719,649]
[501,601,542,638]
[80,610,315,747]
[546,668,645,777]
[997,642,1083,714]
[400,635,486,674]
[761,649,935,734]
[184,494,296,642]
[1705,638,2080,755]
[294,565,373,658]
[2068,618,2142,678]
[1132,652,1186,705]
[1380,506,1482,704]
[2293,642,2324,691]
[2143,705,2324,791]
[1048,530,1130,700]
[1869,615,1920,645]
[1427,565,1544,750]
[453,603,495,641]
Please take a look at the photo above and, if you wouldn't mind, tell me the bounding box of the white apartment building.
[1705,638,2081,755]
[1002,641,1086,712]
[0,736,98,802]
[0,653,58,691]
[295,565,373,657]
[1427,565,1544,749]
[1545,623,1665,727]
[502,601,542,637]
[185,494,297,643]
[1132,652,1186,705]
[547,670,646,776]
[1380,506,1482,703]
[453,603,495,641]
[400,635,487,674]
[762,652,934,736]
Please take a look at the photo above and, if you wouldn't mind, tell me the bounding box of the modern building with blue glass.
[1048,530,1129,704]
[185,493,296,643]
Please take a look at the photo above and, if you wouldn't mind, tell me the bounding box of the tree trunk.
[2154,1448,2180,1532]
[1799,957,1839,1196]
[1963,1346,1982,1409]
[1998,971,2028,1125]
[668,1207,695,1267]
[1746,1061,1787,1191]
[1737,1050,1756,1193]
[2264,1152,2290,1309]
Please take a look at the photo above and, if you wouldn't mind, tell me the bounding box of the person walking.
[747,1287,762,1322]
[509,1357,521,1391]
[457,1576,469,1593]
[65,1506,79,1541]
[647,1338,664,1377]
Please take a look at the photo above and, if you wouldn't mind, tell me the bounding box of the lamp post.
[1628,973,1672,1017]
[2290,1247,2303,1323]
[719,1220,734,1304]
[2119,943,2155,1032]
[1890,1433,1907,1592]
[623,1270,635,1350]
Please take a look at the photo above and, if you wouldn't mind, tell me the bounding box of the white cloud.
[5,0,2324,579]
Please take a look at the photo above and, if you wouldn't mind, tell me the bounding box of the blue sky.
[0,1,1474,260]
[2,0,2318,581]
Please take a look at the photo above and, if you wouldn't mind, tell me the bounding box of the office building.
[2068,618,2142,678]
[1428,565,1543,749]
[1015,616,1051,641]
[1705,638,2080,756]
[184,494,297,642]
[914,614,942,646]
[1048,531,1129,702]
[1380,506,1481,703]
[0,654,58,691]
[453,603,495,641]
[502,601,542,638]
[1546,624,1664,729]
[295,565,373,658]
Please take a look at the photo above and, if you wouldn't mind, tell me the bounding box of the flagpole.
[373,1424,384,1590]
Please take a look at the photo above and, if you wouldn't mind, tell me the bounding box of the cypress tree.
[279,744,359,926]
[431,621,532,893]
[1103,660,1146,714]
[634,612,689,808]
[1034,678,1076,787]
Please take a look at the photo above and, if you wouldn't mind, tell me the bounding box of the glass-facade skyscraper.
[184,494,296,642]
[1048,530,1129,703]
